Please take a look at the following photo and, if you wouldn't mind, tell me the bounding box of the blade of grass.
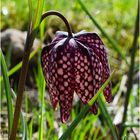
[37,11,46,139]
[33,0,44,29]
[35,49,46,140]
[80,121,92,139]
[38,73,45,140]
[1,51,27,139]
[46,111,54,130]
[119,6,139,138]
[59,71,114,140]
[28,0,33,23]
[89,127,95,139]
[98,96,118,140]
[29,118,33,140]
[45,104,56,139]
[93,127,100,140]
[77,0,129,66]
[112,82,120,96]
[123,124,140,128]
[0,49,13,136]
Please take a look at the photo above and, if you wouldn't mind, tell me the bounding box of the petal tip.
[90,102,98,114]
[61,114,70,123]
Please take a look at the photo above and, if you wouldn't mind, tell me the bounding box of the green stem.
[119,6,139,138]
[98,97,118,140]
[123,124,140,128]
[9,23,36,140]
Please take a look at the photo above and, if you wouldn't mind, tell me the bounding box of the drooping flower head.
[41,30,112,123]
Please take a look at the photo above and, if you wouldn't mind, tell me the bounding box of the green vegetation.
[1,0,139,140]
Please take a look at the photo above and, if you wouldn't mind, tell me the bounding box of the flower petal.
[41,38,68,110]
[49,40,75,123]
[90,101,98,114]
[41,44,58,109]
[75,33,112,102]
[74,42,102,114]
[52,31,68,43]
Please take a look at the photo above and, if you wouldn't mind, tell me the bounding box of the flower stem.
[9,10,72,140]
[9,23,36,140]
[119,6,139,138]
[41,10,73,38]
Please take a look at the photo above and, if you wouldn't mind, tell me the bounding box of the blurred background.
[1,0,139,140]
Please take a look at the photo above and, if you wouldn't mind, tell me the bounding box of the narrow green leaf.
[123,124,140,128]
[77,0,129,66]
[36,49,46,140]
[0,49,13,134]
[59,71,114,140]
[88,71,114,106]
[33,0,45,29]
[93,127,100,140]
[29,118,33,140]
[38,80,45,140]
[120,7,139,137]
[28,0,33,22]
[98,96,118,140]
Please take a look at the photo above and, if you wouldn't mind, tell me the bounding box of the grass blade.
[77,0,129,66]
[0,49,13,135]
[59,71,114,140]
[98,96,118,140]
[38,82,45,140]
[35,49,46,140]
[29,118,33,140]
[119,6,139,138]
[33,0,44,29]
[123,124,140,128]
[28,0,33,23]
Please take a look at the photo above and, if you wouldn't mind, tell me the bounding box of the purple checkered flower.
[41,30,112,123]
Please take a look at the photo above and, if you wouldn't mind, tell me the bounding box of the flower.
[41,30,112,123]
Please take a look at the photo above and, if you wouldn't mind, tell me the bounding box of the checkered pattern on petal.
[41,44,58,109]
[41,30,112,123]
[75,33,112,103]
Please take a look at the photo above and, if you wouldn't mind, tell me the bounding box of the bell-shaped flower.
[41,30,112,123]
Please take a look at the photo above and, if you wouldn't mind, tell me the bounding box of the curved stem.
[9,10,73,140]
[41,10,73,38]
